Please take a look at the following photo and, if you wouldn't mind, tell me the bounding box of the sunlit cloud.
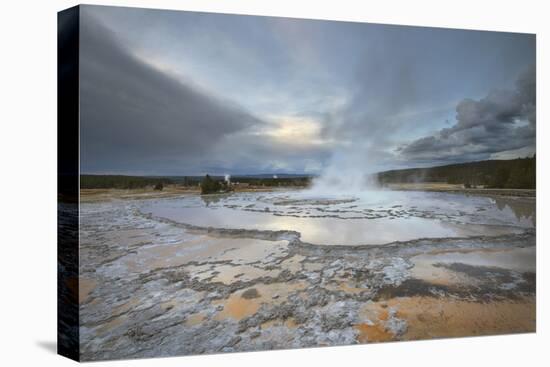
[260,116,332,145]
[79,5,536,175]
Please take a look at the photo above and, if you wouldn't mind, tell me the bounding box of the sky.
[77,5,536,176]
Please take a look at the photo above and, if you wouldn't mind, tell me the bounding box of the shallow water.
[141,189,534,246]
[412,246,536,274]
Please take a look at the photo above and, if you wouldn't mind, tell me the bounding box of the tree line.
[377,156,536,189]
[80,175,172,190]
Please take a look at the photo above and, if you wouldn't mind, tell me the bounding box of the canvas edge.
[57,4,81,362]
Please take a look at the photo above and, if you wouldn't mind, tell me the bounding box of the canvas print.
[58,5,536,362]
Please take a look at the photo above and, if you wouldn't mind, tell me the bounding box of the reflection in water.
[142,190,535,246]
[200,193,233,207]
[491,196,536,226]
[410,246,536,284]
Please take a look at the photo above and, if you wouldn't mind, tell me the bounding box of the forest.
[377,156,536,189]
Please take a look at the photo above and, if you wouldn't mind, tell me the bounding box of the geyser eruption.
[224,174,231,184]
[308,149,380,197]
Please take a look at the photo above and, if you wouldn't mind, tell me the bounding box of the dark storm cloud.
[79,6,535,174]
[399,65,536,163]
[79,15,264,173]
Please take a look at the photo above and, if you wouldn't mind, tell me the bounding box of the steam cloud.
[79,7,535,179]
[311,64,536,195]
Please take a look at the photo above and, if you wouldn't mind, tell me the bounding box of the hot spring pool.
[141,190,535,246]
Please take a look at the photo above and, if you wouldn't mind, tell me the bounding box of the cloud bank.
[80,16,267,174]
[399,65,536,163]
[78,6,536,176]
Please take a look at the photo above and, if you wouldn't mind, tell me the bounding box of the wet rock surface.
[79,194,536,361]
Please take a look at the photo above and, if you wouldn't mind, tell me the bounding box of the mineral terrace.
[77,190,536,361]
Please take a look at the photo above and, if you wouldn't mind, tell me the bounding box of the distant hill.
[233,173,314,179]
[80,175,173,189]
[80,173,313,189]
[377,156,535,189]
